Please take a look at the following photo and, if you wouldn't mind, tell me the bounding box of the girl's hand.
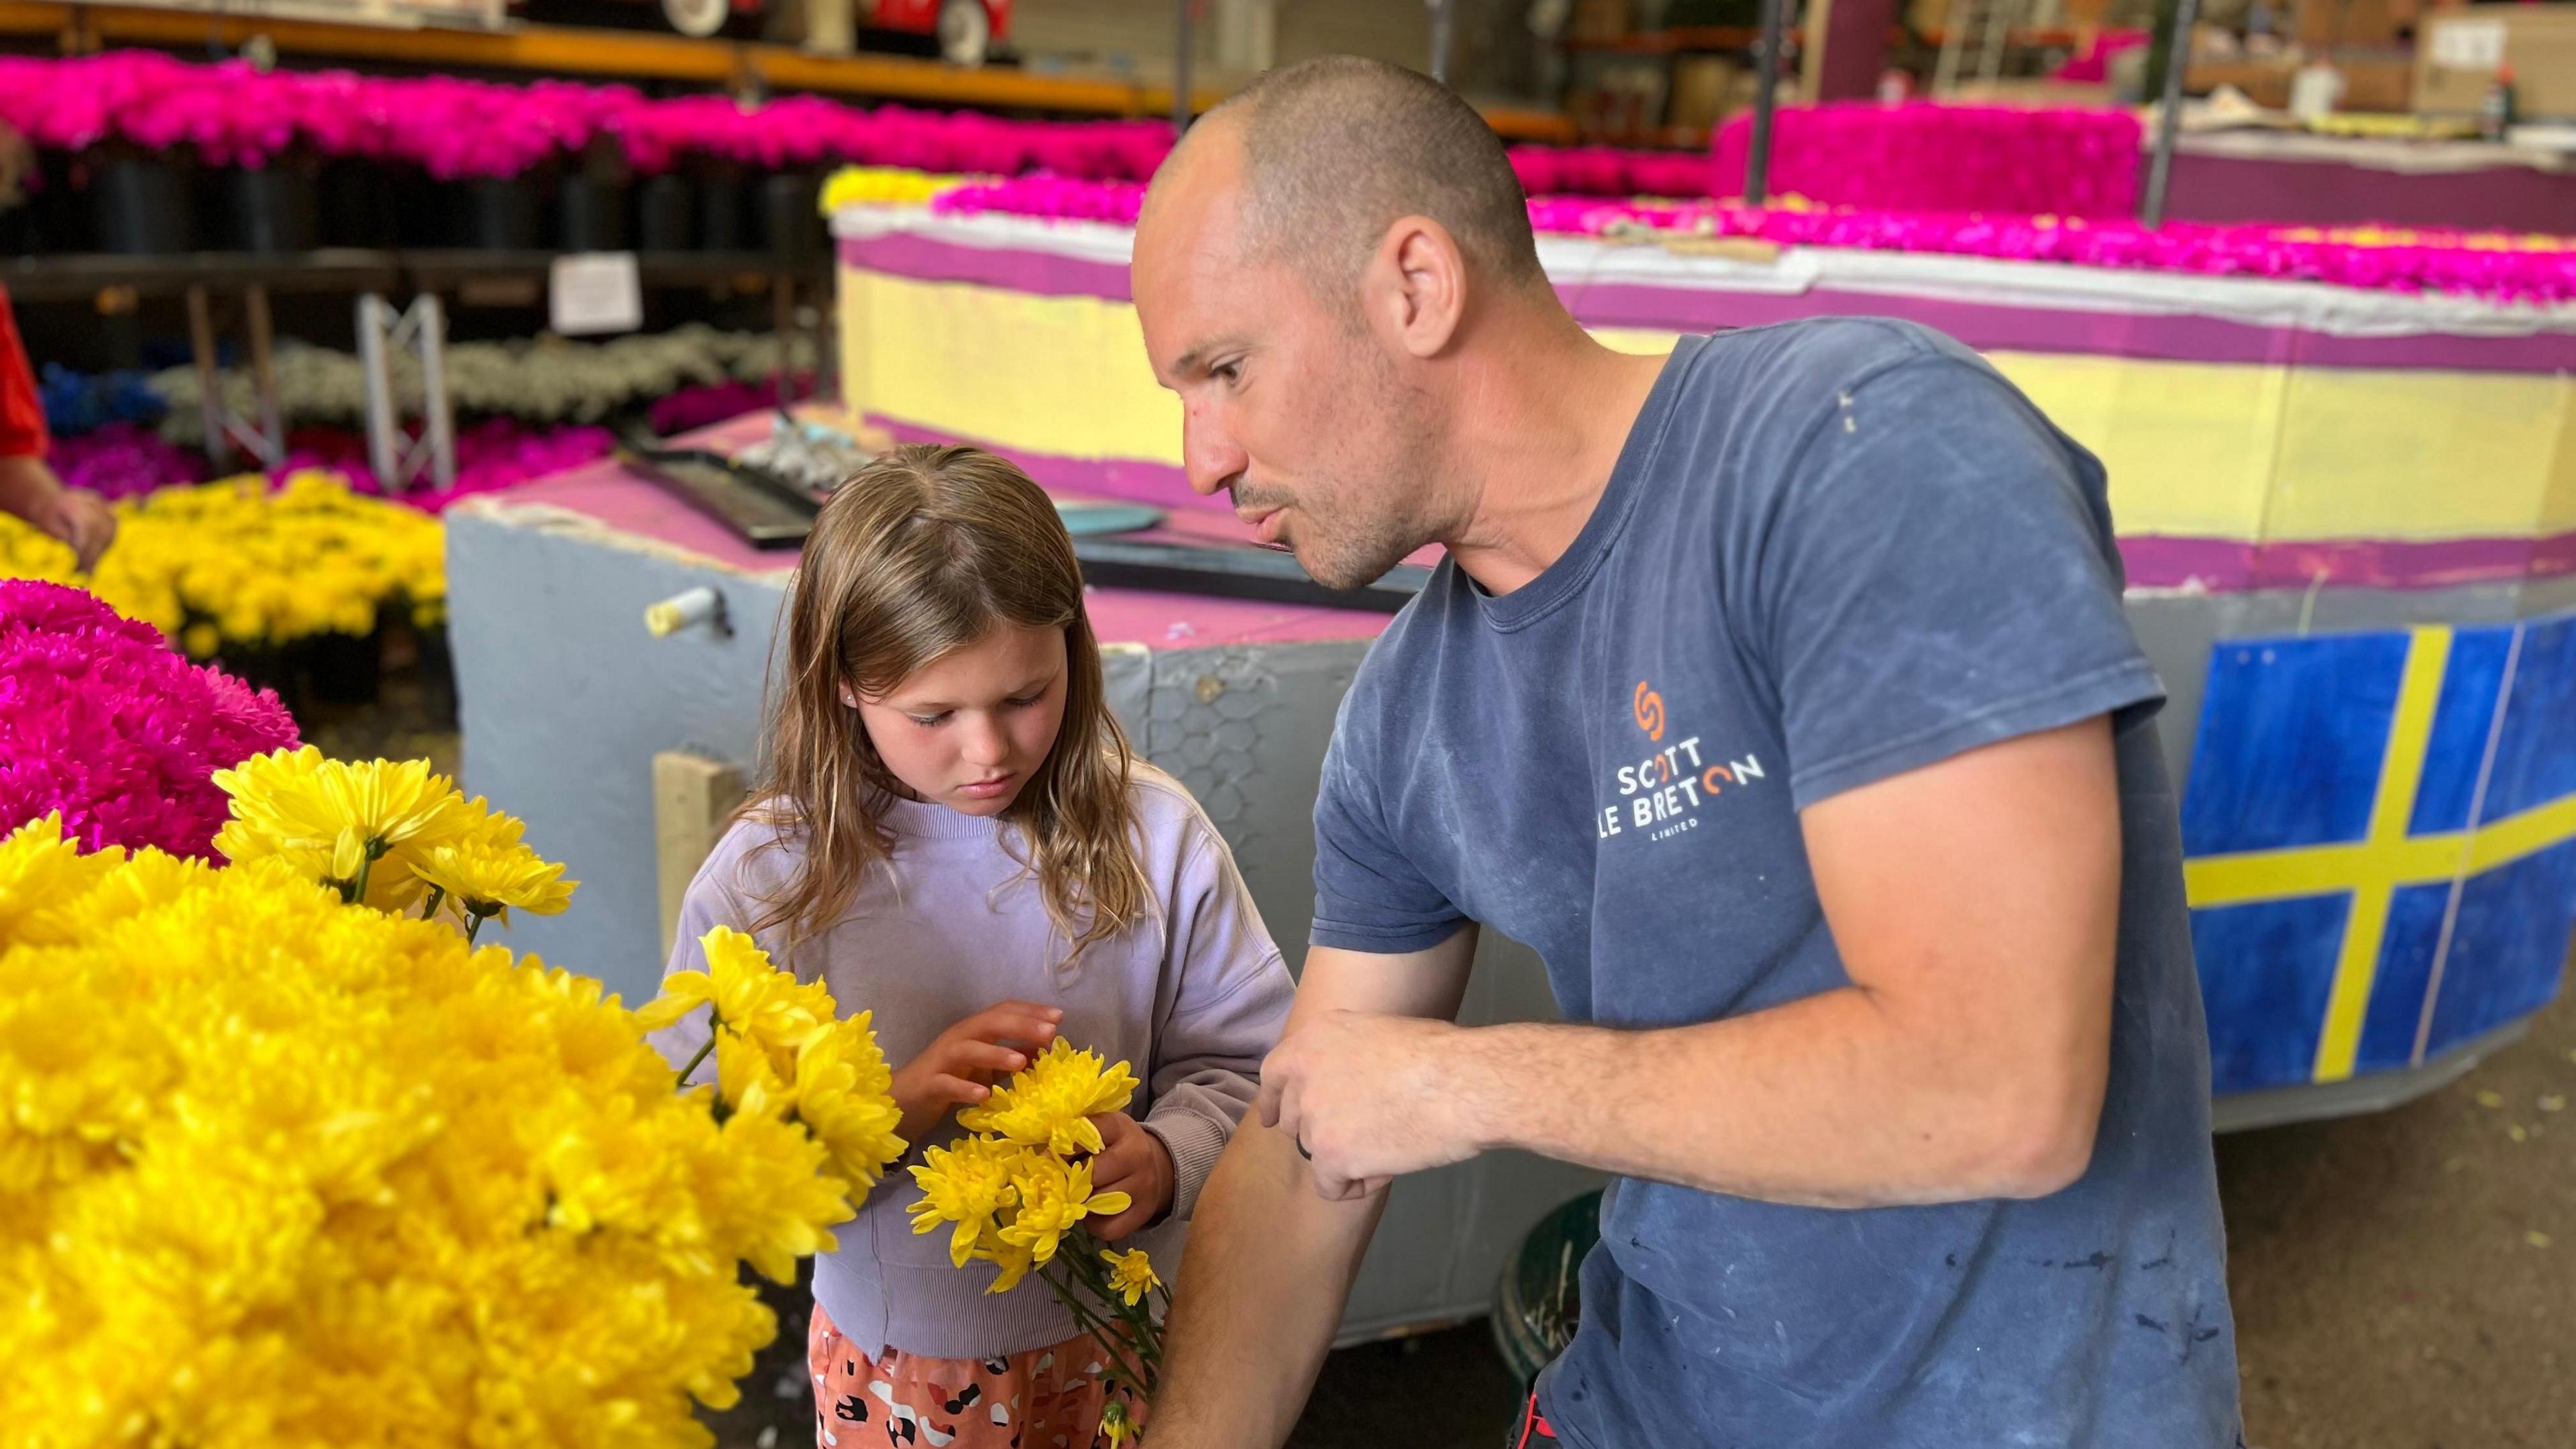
[1083,1111,1175,1242]
[892,1001,1063,1144]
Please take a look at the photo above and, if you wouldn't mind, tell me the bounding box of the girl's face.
[849,623,1069,817]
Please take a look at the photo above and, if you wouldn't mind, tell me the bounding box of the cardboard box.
[1570,0,1633,44]
[1667,53,1742,131]
[2294,0,2418,50]
[2416,5,2576,119]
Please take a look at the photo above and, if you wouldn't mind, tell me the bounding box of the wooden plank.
[653,749,746,961]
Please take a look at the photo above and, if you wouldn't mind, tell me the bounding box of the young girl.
[659,444,1293,1449]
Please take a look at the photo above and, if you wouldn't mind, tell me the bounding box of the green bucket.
[1489,1189,1604,1398]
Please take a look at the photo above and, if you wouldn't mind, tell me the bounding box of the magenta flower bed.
[1711,103,2144,219]
[0,50,1705,195]
[0,579,300,858]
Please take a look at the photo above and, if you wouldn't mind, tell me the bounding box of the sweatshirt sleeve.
[648,839,759,1091]
[1140,814,1294,1224]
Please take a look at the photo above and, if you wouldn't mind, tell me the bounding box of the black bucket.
[214,643,302,714]
[557,168,627,252]
[304,627,385,706]
[458,174,546,251]
[754,169,822,266]
[91,151,195,255]
[1490,1190,1602,1399]
[319,158,400,248]
[697,168,746,252]
[636,172,692,251]
[227,162,319,254]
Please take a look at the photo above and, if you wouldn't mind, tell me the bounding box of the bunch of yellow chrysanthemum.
[0,815,898,1449]
[213,745,576,938]
[819,165,964,213]
[0,470,445,657]
[908,1038,1165,1411]
[637,926,910,1201]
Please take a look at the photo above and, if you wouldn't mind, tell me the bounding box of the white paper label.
[2428,18,2506,72]
[549,252,643,337]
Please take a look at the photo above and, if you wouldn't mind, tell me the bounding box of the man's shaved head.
[1173,55,1543,296]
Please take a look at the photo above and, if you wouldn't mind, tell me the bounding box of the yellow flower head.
[908,1136,1030,1269]
[633,926,833,1064]
[793,1013,908,1190]
[1100,1398,1137,1447]
[1101,1247,1161,1307]
[996,1153,1130,1267]
[0,814,122,949]
[409,802,578,926]
[956,1038,1139,1159]
[212,748,472,911]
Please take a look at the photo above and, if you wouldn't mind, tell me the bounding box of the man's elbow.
[1974,1096,2101,1199]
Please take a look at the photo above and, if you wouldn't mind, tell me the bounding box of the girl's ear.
[838,682,859,708]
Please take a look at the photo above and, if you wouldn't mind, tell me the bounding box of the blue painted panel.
[2192,894,2350,1093]
[2483,615,2576,824]
[2181,634,2410,857]
[2356,881,2453,1073]
[2426,838,2576,1056]
[2408,625,2514,837]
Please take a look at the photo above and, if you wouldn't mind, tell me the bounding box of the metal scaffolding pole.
[1746,0,1787,205]
[2139,0,2200,228]
[1428,0,1455,85]
[1173,0,1194,136]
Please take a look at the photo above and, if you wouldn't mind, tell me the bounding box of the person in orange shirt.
[1,123,115,570]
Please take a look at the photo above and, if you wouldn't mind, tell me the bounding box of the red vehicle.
[656,0,1012,66]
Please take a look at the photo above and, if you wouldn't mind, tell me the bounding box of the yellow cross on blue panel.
[2179,610,2576,1094]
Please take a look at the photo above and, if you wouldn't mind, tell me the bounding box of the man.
[1130,57,2239,1449]
[0,123,114,570]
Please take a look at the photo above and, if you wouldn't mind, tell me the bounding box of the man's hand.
[1257,1010,1487,1201]
[891,1000,1061,1144]
[1083,1110,1175,1240]
[44,486,115,572]
[0,458,115,572]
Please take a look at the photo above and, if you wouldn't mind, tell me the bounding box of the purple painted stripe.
[1562,281,2576,373]
[2120,532,2576,592]
[843,231,1136,303]
[843,230,2575,373]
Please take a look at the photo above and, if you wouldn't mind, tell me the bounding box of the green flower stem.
[352,837,388,908]
[421,885,445,922]
[465,911,488,946]
[675,1008,720,1086]
[1036,1261,1155,1397]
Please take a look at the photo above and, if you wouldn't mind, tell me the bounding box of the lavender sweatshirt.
[655,763,1293,1361]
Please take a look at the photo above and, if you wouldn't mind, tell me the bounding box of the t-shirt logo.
[1601,681,1768,844]
[1633,680,1666,741]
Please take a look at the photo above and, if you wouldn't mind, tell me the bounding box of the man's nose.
[1183,402,1247,499]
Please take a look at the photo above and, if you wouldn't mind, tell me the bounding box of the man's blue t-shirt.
[1309,320,2240,1448]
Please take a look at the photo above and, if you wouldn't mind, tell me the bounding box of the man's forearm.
[1448,982,2106,1210]
[1152,1114,1386,1448]
[0,454,55,518]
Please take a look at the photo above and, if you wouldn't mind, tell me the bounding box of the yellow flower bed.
[0,792,904,1447]
[0,472,445,657]
[820,164,964,213]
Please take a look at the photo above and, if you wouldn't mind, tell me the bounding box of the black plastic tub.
[697,166,747,252]
[303,627,385,706]
[636,172,693,251]
[319,158,402,249]
[89,148,195,255]
[227,160,319,254]
[456,174,547,251]
[754,169,823,266]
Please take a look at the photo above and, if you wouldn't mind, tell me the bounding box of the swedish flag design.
[2181,610,2576,1095]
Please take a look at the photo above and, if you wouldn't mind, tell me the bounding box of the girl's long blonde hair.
[746,443,1150,963]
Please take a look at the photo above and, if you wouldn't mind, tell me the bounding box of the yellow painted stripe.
[840,265,2576,545]
[2182,835,2458,904]
[2312,627,2453,1083]
[2468,791,2576,873]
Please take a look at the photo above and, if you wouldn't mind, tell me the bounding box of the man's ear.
[1362,215,1468,361]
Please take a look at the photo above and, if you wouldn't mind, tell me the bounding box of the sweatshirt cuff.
[1140,1108,1231,1224]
